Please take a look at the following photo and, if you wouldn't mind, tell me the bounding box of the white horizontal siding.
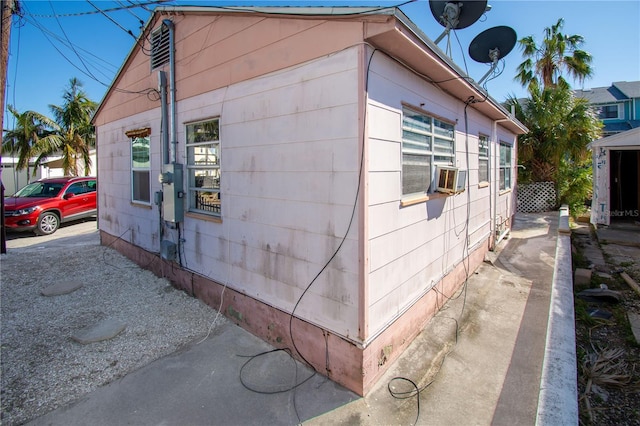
[180,48,362,338]
[364,50,514,337]
[96,111,163,253]
[97,47,362,340]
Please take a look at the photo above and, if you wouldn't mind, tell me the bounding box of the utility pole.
[1,0,16,254]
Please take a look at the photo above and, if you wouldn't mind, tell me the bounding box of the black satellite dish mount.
[430,1,488,47]
[468,25,517,85]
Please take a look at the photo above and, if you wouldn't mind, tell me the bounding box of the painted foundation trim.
[361,244,488,394]
[535,209,578,425]
[100,230,488,396]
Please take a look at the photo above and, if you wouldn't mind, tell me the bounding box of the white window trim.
[598,103,623,120]
[478,134,490,184]
[499,141,512,191]
[127,129,152,205]
[186,118,221,217]
[401,106,455,197]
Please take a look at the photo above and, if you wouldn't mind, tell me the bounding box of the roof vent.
[150,25,170,70]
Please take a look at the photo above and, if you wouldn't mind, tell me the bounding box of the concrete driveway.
[4,218,100,250]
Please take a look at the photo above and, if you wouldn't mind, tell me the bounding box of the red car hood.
[4,196,47,210]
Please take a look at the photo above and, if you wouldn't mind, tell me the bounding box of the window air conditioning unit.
[436,166,467,194]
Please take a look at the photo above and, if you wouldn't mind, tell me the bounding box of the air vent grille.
[151,26,170,69]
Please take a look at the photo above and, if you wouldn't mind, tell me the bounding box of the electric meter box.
[161,163,184,223]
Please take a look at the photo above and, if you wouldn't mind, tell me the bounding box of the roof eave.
[93,5,527,135]
[368,9,527,134]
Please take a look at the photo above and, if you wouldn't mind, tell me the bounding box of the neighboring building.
[577,81,640,225]
[0,150,97,195]
[590,127,640,226]
[92,6,526,395]
[1,157,42,195]
[575,81,640,137]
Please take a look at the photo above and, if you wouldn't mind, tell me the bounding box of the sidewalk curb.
[536,208,578,425]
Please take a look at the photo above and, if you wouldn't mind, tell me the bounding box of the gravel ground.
[0,221,222,425]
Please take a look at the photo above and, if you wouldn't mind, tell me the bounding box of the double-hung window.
[128,129,151,204]
[478,134,489,183]
[499,142,512,191]
[186,119,221,217]
[402,107,455,196]
[598,104,620,120]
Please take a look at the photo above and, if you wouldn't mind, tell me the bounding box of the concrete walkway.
[306,212,558,425]
[27,213,559,426]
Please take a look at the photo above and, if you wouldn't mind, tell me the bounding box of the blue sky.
[4,0,640,128]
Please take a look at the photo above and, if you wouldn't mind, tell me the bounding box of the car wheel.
[36,212,60,235]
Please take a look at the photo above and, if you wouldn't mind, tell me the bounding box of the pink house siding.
[363,50,518,342]
[94,7,525,396]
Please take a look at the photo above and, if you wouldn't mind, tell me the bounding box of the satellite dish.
[430,1,488,45]
[468,25,517,85]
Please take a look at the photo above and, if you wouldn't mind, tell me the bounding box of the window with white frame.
[478,134,489,183]
[402,107,455,195]
[499,142,512,191]
[186,119,221,216]
[598,104,620,120]
[128,129,151,203]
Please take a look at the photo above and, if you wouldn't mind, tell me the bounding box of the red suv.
[4,176,97,235]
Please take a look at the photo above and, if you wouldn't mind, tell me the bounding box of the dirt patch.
[572,226,640,425]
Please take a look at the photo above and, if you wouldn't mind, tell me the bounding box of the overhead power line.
[25,0,173,18]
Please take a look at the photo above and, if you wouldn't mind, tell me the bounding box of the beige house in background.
[93,6,526,395]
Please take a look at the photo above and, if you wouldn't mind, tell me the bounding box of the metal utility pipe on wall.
[492,118,509,250]
[158,71,169,165]
[163,19,177,164]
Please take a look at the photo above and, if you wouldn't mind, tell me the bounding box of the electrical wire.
[452,25,469,76]
[19,12,119,79]
[27,0,173,18]
[49,1,101,84]
[230,32,494,423]
[234,46,376,424]
[387,315,459,425]
[481,59,506,92]
[117,0,146,27]
[172,0,418,18]
[385,73,482,426]
[87,0,138,39]
[129,0,154,13]
[18,3,159,96]
[86,0,156,57]
[44,3,506,422]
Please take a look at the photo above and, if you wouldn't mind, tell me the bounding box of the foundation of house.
[100,230,488,396]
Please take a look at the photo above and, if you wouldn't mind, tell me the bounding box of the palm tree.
[508,81,601,181]
[515,18,593,90]
[510,18,600,215]
[2,105,61,181]
[48,78,97,176]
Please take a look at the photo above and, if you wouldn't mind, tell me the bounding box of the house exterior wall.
[178,48,362,339]
[98,44,363,341]
[94,9,523,396]
[97,110,163,251]
[94,13,370,127]
[363,51,517,340]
